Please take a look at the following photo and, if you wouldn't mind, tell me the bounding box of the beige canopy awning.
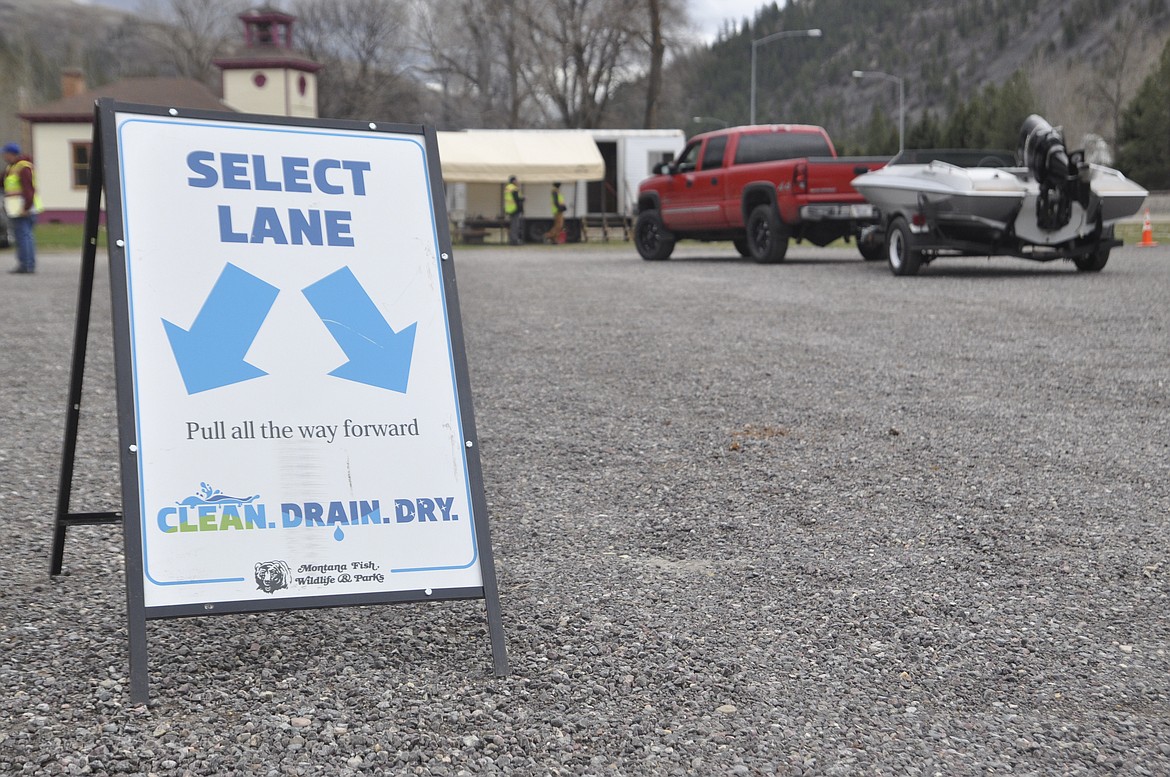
[436,130,606,183]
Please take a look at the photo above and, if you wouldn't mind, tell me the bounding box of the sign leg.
[127,614,149,704]
[51,118,107,576]
[478,552,509,676]
[124,499,150,705]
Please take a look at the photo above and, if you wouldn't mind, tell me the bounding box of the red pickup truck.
[634,124,888,262]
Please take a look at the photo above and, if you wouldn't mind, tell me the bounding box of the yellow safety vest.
[551,189,565,216]
[504,182,520,215]
[4,160,42,215]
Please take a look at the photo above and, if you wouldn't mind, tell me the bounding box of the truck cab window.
[734,133,833,165]
[700,136,729,171]
[676,142,700,173]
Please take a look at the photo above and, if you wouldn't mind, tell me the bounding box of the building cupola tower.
[214,6,320,118]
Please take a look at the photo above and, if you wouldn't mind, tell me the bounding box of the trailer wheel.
[634,209,675,261]
[859,241,884,262]
[746,204,789,263]
[887,217,922,276]
[1074,247,1110,272]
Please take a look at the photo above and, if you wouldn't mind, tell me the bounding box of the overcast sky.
[690,0,770,40]
[75,0,773,41]
[79,0,774,41]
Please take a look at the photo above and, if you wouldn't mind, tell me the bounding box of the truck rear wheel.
[858,233,884,261]
[886,217,922,276]
[746,204,789,263]
[634,209,675,261]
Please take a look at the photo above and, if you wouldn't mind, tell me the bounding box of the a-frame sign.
[52,100,508,703]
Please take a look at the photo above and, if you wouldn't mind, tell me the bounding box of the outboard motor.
[1018,114,1091,231]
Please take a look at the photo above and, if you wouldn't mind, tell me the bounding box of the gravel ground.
[2,241,1169,775]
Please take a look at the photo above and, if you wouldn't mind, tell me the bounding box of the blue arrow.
[162,264,279,395]
[302,267,417,393]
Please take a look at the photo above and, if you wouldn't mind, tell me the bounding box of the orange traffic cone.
[1138,209,1158,247]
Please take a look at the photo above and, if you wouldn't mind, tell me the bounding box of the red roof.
[213,50,322,73]
[19,77,231,123]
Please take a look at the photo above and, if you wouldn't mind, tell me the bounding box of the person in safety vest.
[504,175,525,245]
[3,142,41,274]
[544,182,567,244]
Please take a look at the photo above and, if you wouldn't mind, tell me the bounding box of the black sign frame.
[52,100,508,704]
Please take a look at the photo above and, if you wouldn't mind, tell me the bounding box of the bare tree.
[498,0,532,127]
[637,0,687,129]
[526,0,643,128]
[138,0,245,88]
[1093,8,1150,144]
[420,0,689,129]
[417,0,536,127]
[293,0,422,121]
[643,0,665,128]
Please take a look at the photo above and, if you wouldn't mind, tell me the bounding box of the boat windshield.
[891,149,1016,168]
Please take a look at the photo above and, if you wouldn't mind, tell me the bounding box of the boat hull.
[852,161,1148,247]
[852,163,1027,231]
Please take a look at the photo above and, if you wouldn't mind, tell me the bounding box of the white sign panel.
[113,112,483,608]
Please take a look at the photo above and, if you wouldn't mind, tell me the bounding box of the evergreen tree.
[907,111,942,149]
[1116,38,1170,187]
[860,105,899,155]
[983,72,1036,149]
[939,72,1035,150]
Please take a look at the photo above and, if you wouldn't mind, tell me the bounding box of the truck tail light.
[793,162,808,193]
[911,212,927,227]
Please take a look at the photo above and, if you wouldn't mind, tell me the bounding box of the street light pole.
[750,28,822,125]
[852,69,905,154]
[692,116,729,128]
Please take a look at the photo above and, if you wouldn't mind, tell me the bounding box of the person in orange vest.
[504,175,525,246]
[543,182,567,244]
[3,142,41,274]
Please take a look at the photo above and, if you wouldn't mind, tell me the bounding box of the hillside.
[646,0,1170,154]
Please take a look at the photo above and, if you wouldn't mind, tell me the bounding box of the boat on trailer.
[851,115,1148,275]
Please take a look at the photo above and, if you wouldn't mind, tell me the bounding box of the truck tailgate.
[803,156,889,200]
[794,157,889,222]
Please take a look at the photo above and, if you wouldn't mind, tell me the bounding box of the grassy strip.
[33,223,107,252]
